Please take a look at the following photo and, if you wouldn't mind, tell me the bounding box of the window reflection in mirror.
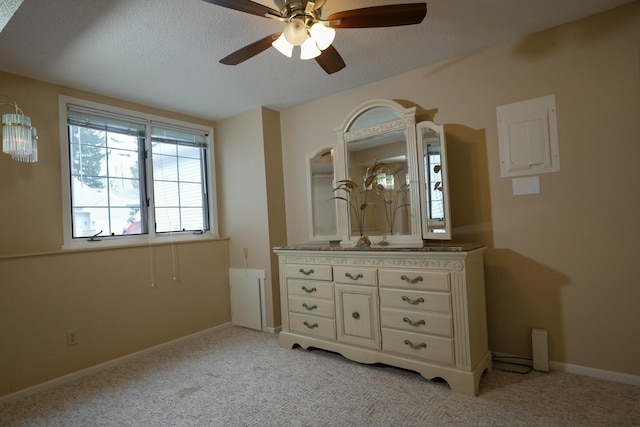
[419,122,451,239]
[424,128,444,225]
[347,128,411,237]
[308,147,338,241]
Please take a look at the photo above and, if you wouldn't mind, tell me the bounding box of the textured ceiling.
[0,0,23,32]
[0,0,634,121]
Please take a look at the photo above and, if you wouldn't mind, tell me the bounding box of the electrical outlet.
[242,247,248,259]
[67,329,78,346]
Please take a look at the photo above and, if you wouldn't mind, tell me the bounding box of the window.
[59,96,217,248]
[150,125,209,233]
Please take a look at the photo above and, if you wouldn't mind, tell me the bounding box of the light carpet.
[1,325,639,426]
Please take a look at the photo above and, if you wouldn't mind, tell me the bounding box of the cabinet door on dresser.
[286,264,336,341]
[334,266,380,350]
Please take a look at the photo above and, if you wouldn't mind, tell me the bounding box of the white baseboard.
[0,322,233,405]
[549,361,640,386]
[267,325,282,334]
[491,351,640,386]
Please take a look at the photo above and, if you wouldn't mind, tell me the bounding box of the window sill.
[0,234,229,260]
[61,231,224,252]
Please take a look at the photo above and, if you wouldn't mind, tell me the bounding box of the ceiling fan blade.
[219,34,280,66]
[201,0,279,18]
[315,45,346,74]
[326,3,427,29]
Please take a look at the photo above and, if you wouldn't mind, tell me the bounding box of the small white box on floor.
[532,328,549,372]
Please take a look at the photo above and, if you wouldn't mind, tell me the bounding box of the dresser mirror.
[334,99,423,247]
[345,127,411,237]
[418,121,451,240]
[320,99,454,246]
[307,146,340,241]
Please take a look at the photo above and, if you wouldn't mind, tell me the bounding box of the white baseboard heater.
[229,269,267,331]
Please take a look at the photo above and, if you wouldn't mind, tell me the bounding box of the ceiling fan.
[203,0,427,74]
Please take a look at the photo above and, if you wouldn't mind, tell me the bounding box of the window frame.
[59,95,219,250]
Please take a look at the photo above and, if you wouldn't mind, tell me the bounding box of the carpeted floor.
[1,325,639,426]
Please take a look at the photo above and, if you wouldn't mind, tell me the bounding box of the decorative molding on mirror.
[343,118,411,142]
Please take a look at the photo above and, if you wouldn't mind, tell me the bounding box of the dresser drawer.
[290,313,336,340]
[285,264,332,281]
[289,296,335,318]
[288,280,334,300]
[382,328,454,365]
[379,288,451,314]
[333,266,377,286]
[380,307,453,337]
[378,269,450,291]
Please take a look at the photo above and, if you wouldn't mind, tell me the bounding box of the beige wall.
[279,3,640,376]
[217,107,286,328]
[0,72,231,397]
[261,107,287,328]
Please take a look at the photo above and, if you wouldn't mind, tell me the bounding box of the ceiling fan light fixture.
[272,33,294,57]
[300,37,321,60]
[309,22,335,50]
[209,0,428,74]
[283,18,308,46]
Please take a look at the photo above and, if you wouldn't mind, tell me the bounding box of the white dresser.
[274,244,492,396]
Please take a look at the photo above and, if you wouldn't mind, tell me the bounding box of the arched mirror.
[307,146,340,241]
[418,121,451,240]
[334,99,423,247]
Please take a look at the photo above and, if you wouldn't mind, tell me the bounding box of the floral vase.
[355,235,371,248]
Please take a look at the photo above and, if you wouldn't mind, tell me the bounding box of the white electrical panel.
[497,95,560,178]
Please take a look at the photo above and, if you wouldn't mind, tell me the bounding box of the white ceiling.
[0,0,633,121]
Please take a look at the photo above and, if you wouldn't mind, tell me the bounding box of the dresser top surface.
[274,242,485,253]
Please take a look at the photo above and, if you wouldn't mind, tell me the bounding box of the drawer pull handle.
[302,303,318,311]
[345,272,364,280]
[401,275,424,284]
[303,321,319,329]
[404,339,427,350]
[403,317,426,327]
[401,296,425,305]
[301,286,317,294]
[299,268,315,276]
[352,312,360,320]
